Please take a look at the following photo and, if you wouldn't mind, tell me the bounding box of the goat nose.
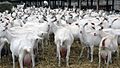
[94,33,97,36]
[109,25,111,28]
[48,25,50,28]
[80,31,82,33]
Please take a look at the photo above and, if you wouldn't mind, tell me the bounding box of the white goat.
[0,38,9,61]
[0,23,43,68]
[50,19,74,67]
[98,33,119,68]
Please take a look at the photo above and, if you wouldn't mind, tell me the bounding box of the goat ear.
[43,15,46,18]
[104,17,108,21]
[85,23,88,25]
[43,18,48,22]
[43,15,48,22]
[83,23,88,27]
[5,17,9,20]
[52,18,57,23]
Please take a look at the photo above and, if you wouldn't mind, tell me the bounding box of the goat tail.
[24,47,31,53]
[102,38,106,49]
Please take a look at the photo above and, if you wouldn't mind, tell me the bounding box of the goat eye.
[94,33,97,36]
[3,27,7,31]
[92,27,95,29]
[80,31,82,33]
[91,23,95,25]
[36,17,38,18]
[109,25,111,28]
[75,23,78,25]
[3,29,5,31]
[101,26,104,29]
[68,23,71,25]
[2,21,4,23]
[5,23,8,26]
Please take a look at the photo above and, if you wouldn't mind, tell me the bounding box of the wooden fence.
[7,0,115,11]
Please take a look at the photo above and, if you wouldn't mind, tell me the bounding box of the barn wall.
[114,0,120,10]
[1,0,119,10]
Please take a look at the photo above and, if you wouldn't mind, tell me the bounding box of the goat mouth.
[94,33,97,36]
[80,31,82,33]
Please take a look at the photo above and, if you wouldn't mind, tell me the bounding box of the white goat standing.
[98,34,119,68]
[78,22,101,62]
[50,19,74,67]
[0,22,43,68]
[0,38,9,61]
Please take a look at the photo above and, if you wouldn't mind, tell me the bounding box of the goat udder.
[23,53,32,68]
[60,47,67,59]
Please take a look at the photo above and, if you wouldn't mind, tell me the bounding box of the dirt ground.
[0,40,120,68]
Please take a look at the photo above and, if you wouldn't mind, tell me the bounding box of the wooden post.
[67,0,69,7]
[68,0,71,8]
[63,0,65,9]
[112,0,114,11]
[58,0,59,8]
[96,0,99,11]
[87,0,89,7]
[106,0,109,11]
[78,0,79,8]
[40,0,42,6]
[79,0,82,10]
[55,0,56,8]
[91,0,93,6]
[48,0,50,8]
[53,0,55,8]
[61,0,65,8]
[61,0,62,8]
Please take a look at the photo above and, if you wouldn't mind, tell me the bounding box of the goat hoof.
[78,61,82,64]
[66,64,69,67]
[110,60,112,64]
[90,60,93,63]
[58,64,61,67]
